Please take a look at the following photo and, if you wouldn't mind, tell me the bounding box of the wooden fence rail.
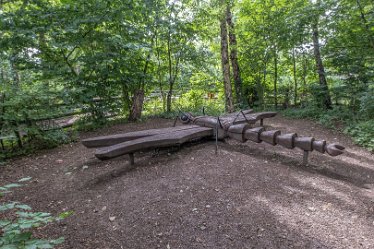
[0,98,121,151]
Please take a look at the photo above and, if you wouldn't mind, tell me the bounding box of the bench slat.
[95,126,213,160]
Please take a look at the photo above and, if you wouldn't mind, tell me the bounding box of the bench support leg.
[303,150,309,166]
[129,153,135,166]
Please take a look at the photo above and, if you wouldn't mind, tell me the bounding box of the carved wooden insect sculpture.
[82,110,345,165]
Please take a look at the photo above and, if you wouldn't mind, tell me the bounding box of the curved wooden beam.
[95,126,213,160]
[82,125,202,148]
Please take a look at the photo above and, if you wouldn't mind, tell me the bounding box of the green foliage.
[282,105,374,150]
[281,106,322,120]
[282,105,355,127]
[31,129,77,150]
[0,0,373,156]
[318,106,353,127]
[0,178,66,249]
[359,90,374,119]
[345,120,374,152]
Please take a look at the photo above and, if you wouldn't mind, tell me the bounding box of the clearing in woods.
[1,114,374,249]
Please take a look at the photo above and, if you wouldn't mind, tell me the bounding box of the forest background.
[0,0,373,159]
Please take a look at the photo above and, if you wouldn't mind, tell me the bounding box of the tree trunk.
[292,48,298,106]
[0,92,5,139]
[273,47,278,109]
[312,20,332,109]
[128,54,150,121]
[154,25,166,112]
[356,0,374,50]
[128,89,145,121]
[261,60,267,108]
[122,84,131,114]
[302,52,308,105]
[157,57,166,113]
[166,90,172,113]
[226,5,243,108]
[10,56,20,88]
[220,12,234,113]
[166,26,176,113]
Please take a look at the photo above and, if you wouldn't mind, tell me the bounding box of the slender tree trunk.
[122,84,130,114]
[129,54,150,121]
[312,20,332,109]
[166,58,180,113]
[0,77,5,140]
[9,56,23,147]
[302,52,308,104]
[261,60,267,108]
[155,30,166,112]
[273,47,278,109]
[128,90,145,121]
[226,5,243,108]
[10,56,20,88]
[292,48,298,106]
[356,0,374,50]
[220,13,234,113]
[166,27,173,113]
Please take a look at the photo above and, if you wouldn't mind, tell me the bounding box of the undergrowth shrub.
[30,129,77,149]
[359,91,374,119]
[345,120,374,152]
[0,178,69,248]
[282,105,374,151]
[281,105,321,120]
[318,106,353,127]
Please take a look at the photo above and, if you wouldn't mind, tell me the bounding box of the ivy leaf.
[15,204,32,210]
[50,237,65,245]
[0,220,12,228]
[0,244,18,249]
[58,210,74,219]
[25,239,54,249]
[17,232,33,241]
[18,177,32,182]
[3,183,22,189]
[0,202,18,212]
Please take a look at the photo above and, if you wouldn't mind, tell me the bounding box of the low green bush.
[359,91,374,119]
[281,105,373,151]
[281,105,322,120]
[318,106,353,127]
[345,120,374,152]
[0,178,68,249]
[30,129,77,149]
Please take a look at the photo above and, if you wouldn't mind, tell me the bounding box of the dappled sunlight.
[341,148,374,170]
[246,188,373,249]
[294,176,359,206]
[1,0,373,247]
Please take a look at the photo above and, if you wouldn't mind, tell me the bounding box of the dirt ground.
[1,114,374,249]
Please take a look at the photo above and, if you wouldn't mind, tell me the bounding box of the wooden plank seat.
[94,126,213,160]
[82,125,205,148]
[82,110,278,161]
[82,109,344,165]
[231,111,277,125]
